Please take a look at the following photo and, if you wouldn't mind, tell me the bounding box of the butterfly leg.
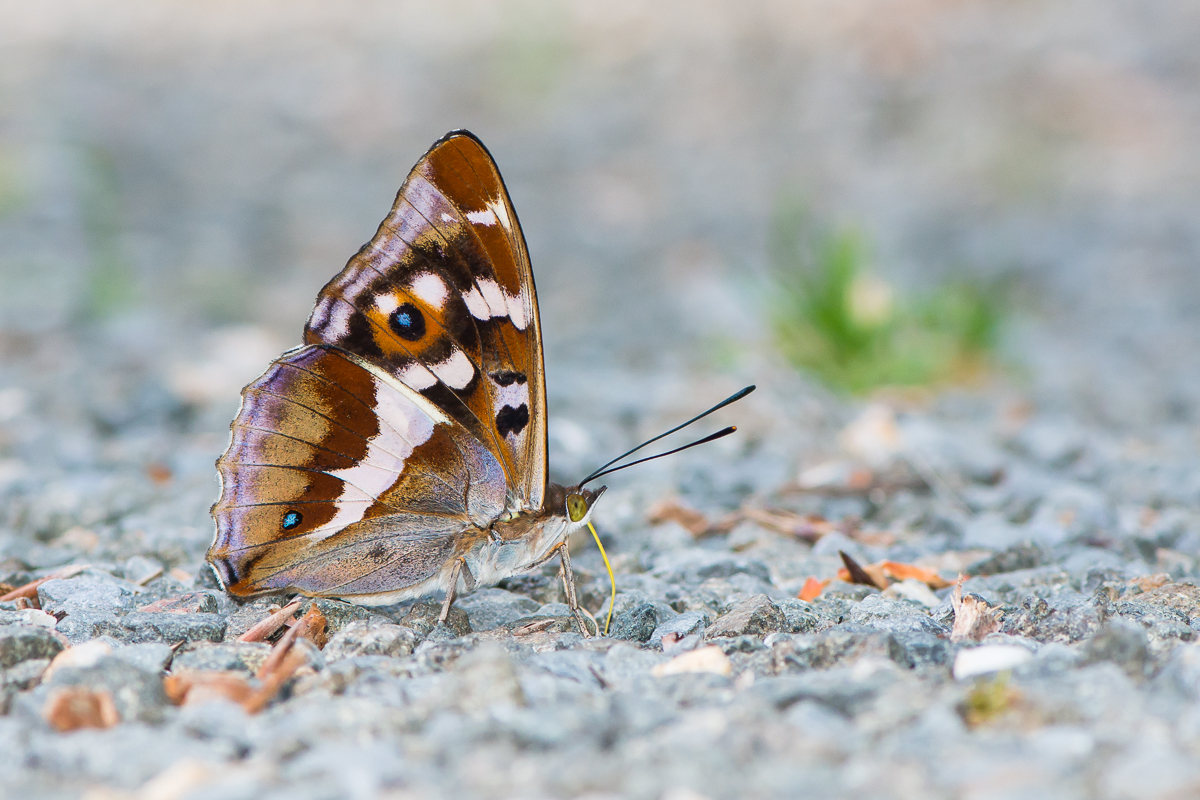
[438,558,475,625]
[557,545,598,638]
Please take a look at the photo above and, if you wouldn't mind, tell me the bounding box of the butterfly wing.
[304,130,547,513]
[209,345,509,600]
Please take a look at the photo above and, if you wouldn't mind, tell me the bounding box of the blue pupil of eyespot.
[389,303,425,341]
[282,511,302,530]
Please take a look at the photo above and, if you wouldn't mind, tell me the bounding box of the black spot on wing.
[491,370,527,386]
[495,404,529,438]
[345,310,385,358]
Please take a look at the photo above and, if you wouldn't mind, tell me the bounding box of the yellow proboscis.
[588,521,616,636]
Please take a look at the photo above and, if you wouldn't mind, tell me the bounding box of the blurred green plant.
[79,146,138,319]
[769,201,1008,393]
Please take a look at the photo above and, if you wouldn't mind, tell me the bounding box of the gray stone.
[650,550,772,585]
[109,643,174,674]
[303,597,376,634]
[0,625,64,668]
[610,602,659,642]
[324,621,417,661]
[115,611,226,644]
[750,670,892,716]
[44,656,171,723]
[968,543,1051,576]
[534,602,573,617]
[55,611,124,644]
[848,594,949,635]
[773,626,917,671]
[172,642,272,675]
[704,594,787,640]
[454,589,540,631]
[2,658,50,691]
[1003,592,1110,643]
[135,591,220,614]
[398,601,471,640]
[37,578,140,616]
[649,610,708,648]
[776,598,823,634]
[1082,620,1152,679]
[496,573,567,606]
[121,555,163,585]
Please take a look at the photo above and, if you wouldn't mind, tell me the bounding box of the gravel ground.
[5,331,1200,800]
[5,3,1200,799]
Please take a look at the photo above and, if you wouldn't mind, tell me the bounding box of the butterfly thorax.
[456,482,601,589]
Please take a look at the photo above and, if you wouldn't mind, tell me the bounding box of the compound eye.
[566,493,588,523]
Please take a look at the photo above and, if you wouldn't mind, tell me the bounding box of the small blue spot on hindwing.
[282,510,302,531]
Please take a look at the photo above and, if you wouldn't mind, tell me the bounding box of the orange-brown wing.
[304,131,547,513]
[208,345,508,599]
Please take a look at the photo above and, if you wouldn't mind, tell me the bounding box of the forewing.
[303,132,546,512]
[208,345,507,599]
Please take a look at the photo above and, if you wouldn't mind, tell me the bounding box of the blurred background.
[2,0,1200,474]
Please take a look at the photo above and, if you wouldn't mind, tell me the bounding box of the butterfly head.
[547,483,606,529]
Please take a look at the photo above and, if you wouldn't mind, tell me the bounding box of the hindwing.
[208,345,508,599]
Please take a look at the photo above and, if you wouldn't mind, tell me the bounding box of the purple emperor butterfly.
[208,130,752,636]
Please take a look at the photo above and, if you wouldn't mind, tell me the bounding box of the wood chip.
[167,608,320,714]
[741,508,838,542]
[236,598,302,643]
[950,576,1001,642]
[646,498,712,536]
[43,686,120,731]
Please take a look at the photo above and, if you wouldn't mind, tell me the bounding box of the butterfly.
[207,130,752,636]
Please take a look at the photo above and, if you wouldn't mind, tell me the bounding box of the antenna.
[579,385,755,486]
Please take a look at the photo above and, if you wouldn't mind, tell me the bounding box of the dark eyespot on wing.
[389,303,426,341]
[495,404,529,438]
[282,510,303,530]
[491,370,527,386]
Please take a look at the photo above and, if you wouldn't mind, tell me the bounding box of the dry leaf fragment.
[651,646,732,677]
[237,598,302,643]
[837,551,889,590]
[1129,573,1171,592]
[950,576,1001,642]
[646,498,711,536]
[164,672,257,707]
[879,560,952,589]
[43,686,121,731]
[288,605,328,649]
[0,564,88,607]
[244,645,309,714]
[741,508,838,543]
[798,577,829,602]
[167,615,317,714]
